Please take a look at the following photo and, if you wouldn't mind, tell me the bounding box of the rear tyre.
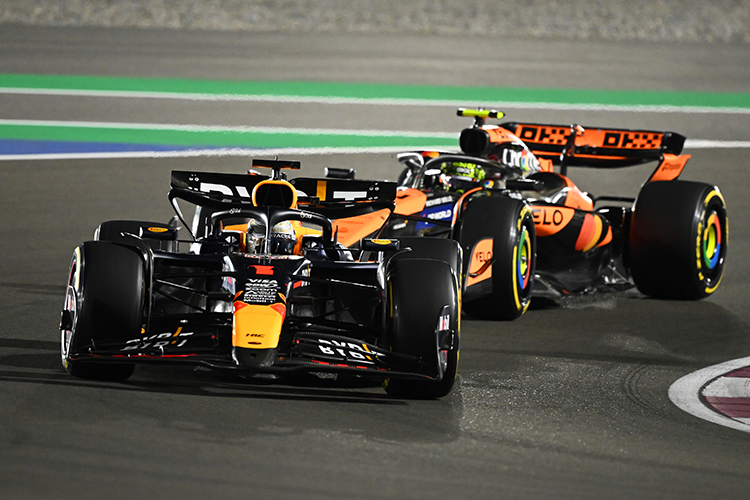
[61,241,143,381]
[629,180,727,299]
[457,195,536,320]
[383,259,460,399]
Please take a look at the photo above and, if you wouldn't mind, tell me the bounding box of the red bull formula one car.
[380,109,728,320]
[60,159,460,399]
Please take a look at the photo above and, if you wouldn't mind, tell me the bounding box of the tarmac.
[1,0,749,44]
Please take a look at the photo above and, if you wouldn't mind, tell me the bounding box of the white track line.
[0,120,748,161]
[669,356,750,434]
[2,87,750,114]
[0,146,453,161]
[0,119,456,138]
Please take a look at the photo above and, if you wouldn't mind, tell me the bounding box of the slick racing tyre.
[457,195,535,320]
[629,180,727,299]
[384,259,460,399]
[61,241,144,381]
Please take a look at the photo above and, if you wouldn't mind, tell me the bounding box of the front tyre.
[384,259,460,399]
[629,180,728,299]
[61,241,143,381]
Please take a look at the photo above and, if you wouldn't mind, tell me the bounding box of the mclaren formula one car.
[380,108,727,320]
[60,159,460,399]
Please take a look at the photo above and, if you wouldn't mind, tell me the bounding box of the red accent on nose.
[251,265,275,275]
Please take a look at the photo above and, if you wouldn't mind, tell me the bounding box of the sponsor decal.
[516,125,663,149]
[449,162,479,176]
[518,125,569,145]
[317,338,384,363]
[417,203,453,231]
[533,207,565,225]
[333,190,368,201]
[502,147,540,172]
[438,313,451,331]
[597,131,661,149]
[198,181,252,198]
[466,238,493,287]
[425,196,454,208]
[531,206,576,236]
[121,328,193,351]
[242,278,279,305]
[147,227,168,233]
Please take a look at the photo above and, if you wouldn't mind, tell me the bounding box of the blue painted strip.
[0,139,221,155]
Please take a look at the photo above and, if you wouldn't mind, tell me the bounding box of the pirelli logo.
[516,125,663,150]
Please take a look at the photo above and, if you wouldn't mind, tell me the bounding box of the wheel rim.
[702,211,722,270]
[697,190,727,295]
[61,248,80,366]
[516,226,532,290]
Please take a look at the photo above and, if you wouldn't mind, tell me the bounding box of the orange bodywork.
[533,206,612,252]
[485,127,521,144]
[558,175,594,211]
[232,301,286,349]
[466,238,494,288]
[577,128,664,150]
[574,213,612,252]
[648,154,691,182]
[394,188,427,215]
[516,124,665,151]
[539,158,554,173]
[532,206,576,237]
[332,208,393,247]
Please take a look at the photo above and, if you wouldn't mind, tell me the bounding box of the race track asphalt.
[1,25,750,500]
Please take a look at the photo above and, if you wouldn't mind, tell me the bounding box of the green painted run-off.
[3,73,750,109]
[2,74,749,150]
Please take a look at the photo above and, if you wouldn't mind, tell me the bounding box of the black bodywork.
[61,161,460,397]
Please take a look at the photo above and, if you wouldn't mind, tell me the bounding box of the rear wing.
[499,122,686,169]
[169,171,396,207]
[168,170,397,238]
[289,178,397,204]
[170,170,268,207]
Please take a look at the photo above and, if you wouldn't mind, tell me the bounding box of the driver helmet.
[438,160,486,193]
[269,221,297,255]
[245,219,298,255]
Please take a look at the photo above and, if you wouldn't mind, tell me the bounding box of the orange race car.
[376,108,728,320]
